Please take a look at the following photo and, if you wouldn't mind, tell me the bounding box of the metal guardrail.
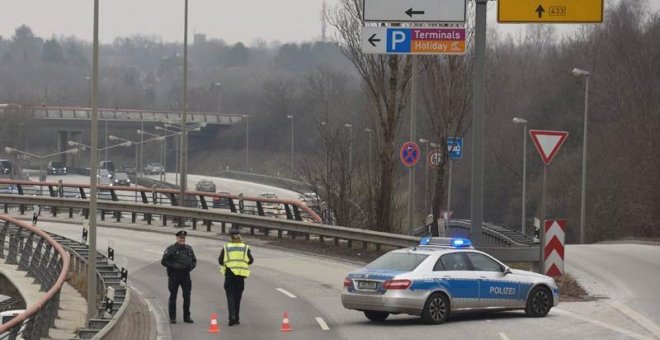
[213,170,313,194]
[0,179,322,226]
[0,215,70,339]
[45,232,130,339]
[0,194,540,262]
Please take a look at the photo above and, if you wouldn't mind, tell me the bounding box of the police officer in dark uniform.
[161,230,197,324]
[218,226,253,326]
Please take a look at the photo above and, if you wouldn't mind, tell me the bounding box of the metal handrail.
[0,215,70,338]
[0,179,322,224]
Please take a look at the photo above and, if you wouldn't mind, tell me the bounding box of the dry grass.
[554,273,589,301]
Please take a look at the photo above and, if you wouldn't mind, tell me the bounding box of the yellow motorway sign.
[498,0,603,23]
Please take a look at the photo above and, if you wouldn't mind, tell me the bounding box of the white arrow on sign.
[529,129,569,165]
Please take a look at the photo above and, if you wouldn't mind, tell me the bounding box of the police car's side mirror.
[503,266,512,275]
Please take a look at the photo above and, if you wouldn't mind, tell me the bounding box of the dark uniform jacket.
[162,243,197,275]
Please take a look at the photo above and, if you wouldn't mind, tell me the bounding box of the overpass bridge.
[0,104,244,169]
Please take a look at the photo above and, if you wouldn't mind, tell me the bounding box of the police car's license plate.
[357,281,378,290]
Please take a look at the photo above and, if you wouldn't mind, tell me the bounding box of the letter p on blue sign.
[387,29,410,53]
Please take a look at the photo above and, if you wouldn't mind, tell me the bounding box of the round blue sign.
[400,142,420,167]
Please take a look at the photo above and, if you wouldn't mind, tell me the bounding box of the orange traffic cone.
[281,312,292,332]
[208,312,220,333]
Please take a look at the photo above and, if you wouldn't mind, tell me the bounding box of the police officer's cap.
[175,230,187,237]
[228,226,241,235]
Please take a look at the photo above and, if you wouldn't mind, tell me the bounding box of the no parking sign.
[400,142,420,167]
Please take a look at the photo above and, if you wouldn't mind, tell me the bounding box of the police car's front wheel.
[363,310,389,322]
[525,286,552,317]
[421,293,449,324]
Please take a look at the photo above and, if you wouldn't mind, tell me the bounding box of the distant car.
[121,164,136,175]
[112,172,131,186]
[212,192,232,209]
[97,169,111,185]
[144,162,165,175]
[258,193,281,217]
[47,161,67,175]
[195,179,216,193]
[299,192,321,213]
[342,237,559,324]
[100,160,115,178]
[0,159,13,176]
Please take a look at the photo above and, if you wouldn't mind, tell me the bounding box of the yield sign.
[529,129,569,165]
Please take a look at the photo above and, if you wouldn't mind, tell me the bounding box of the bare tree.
[329,0,413,232]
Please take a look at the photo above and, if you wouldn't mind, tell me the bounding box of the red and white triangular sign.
[529,129,569,165]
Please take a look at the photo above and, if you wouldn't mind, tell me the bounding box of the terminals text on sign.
[361,27,466,55]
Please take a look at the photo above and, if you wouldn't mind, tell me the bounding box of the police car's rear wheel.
[525,286,552,317]
[421,293,449,324]
[363,310,389,322]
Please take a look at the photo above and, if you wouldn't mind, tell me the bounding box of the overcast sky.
[2,0,659,45]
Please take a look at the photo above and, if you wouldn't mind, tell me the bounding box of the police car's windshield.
[365,252,429,271]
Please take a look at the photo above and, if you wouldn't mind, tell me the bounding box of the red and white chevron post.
[544,219,566,277]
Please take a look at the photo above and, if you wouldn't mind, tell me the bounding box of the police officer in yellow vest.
[219,226,253,326]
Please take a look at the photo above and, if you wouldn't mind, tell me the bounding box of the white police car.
[341,238,559,324]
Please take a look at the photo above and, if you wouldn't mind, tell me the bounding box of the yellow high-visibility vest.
[220,242,250,277]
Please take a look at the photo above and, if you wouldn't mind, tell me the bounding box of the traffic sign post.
[529,129,568,273]
[498,0,603,23]
[363,0,467,23]
[400,142,421,167]
[361,27,466,55]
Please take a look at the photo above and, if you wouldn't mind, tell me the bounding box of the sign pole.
[470,0,487,246]
[447,159,453,213]
[539,165,548,273]
[408,57,417,235]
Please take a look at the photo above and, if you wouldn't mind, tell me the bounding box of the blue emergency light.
[450,238,472,248]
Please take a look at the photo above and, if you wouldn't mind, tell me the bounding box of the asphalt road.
[30,173,660,339]
[566,243,660,338]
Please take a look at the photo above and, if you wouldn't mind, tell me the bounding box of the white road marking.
[607,301,660,339]
[554,307,652,340]
[145,249,163,255]
[315,317,330,331]
[499,333,509,340]
[276,288,297,298]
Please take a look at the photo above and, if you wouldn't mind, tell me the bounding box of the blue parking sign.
[387,29,411,53]
[448,137,463,160]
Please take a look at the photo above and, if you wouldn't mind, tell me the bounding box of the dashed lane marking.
[315,317,330,331]
[276,288,297,298]
[499,333,510,340]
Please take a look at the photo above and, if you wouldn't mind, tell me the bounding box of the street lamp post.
[158,123,204,186]
[242,114,249,171]
[513,117,528,234]
[572,67,591,244]
[287,115,294,174]
[84,76,91,107]
[419,138,429,214]
[215,82,222,113]
[344,124,353,174]
[4,147,80,195]
[364,127,373,175]
[179,0,190,211]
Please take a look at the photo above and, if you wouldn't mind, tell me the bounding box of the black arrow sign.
[405,8,425,17]
[536,5,545,18]
[368,33,381,47]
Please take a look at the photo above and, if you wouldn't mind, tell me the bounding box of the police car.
[341,237,559,324]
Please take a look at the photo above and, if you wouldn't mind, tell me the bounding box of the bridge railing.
[0,179,322,229]
[0,194,540,262]
[0,215,69,339]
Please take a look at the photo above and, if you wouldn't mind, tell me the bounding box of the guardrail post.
[292,206,302,221]
[221,222,226,234]
[101,210,106,221]
[69,207,74,218]
[192,218,197,230]
[362,241,367,250]
[0,223,8,258]
[319,235,324,244]
[334,237,339,246]
[7,229,19,264]
[20,203,25,215]
[3,203,7,213]
[347,240,352,249]
[132,212,137,223]
[18,232,34,271]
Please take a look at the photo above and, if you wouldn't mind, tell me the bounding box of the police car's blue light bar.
[450,238,472,248]
[418,237,473,248]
